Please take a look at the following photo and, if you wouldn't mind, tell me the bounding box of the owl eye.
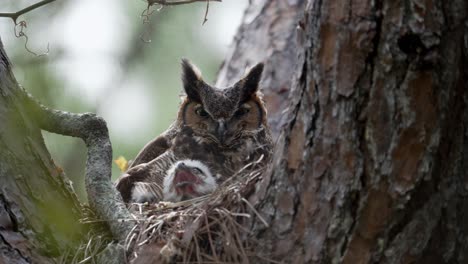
[234,108,250,117]
[195,107,209,118]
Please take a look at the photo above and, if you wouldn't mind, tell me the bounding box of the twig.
[140,0,218,42]
[204,213,220,262]
[202,0,210,25]
[0,1,56,56]
[0,0,57,23]
[147,0,221,6]
[140,4,155,43]
[14,20,50,57]
[242,198,269,228]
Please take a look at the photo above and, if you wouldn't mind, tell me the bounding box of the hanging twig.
[14,20,50,57]
[140,4,156,43]
[139,0,218,42]
[0,1,57,56]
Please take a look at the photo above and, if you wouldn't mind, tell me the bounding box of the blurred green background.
[0,0,247,200]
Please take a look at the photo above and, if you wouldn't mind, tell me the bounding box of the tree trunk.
[216,0,307,139]
[0,39,85,263]
[218,0,468,263]
[0,36,131,263]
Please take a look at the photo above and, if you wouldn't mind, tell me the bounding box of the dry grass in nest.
[60,206,113,264]
[65,157,271,264]
[125,157,271,263]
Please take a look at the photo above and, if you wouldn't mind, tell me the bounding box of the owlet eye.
[195,107,209,117]
[192,167,203,174]
[234,107,250,117]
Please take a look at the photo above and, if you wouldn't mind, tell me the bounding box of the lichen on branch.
[22,92,134,242]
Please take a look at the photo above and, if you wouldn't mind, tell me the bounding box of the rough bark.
[216,0,307,138]
[0,39,83,263]
[219,0,468,263]
[0,37,133,262]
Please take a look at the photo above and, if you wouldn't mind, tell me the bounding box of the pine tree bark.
[217,0,468,263]
[216,0,307,138]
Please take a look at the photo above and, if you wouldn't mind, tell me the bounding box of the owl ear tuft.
[181,58,203,102]
[238,62,264,101]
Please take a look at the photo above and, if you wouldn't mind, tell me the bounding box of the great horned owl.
[116,126,225,203]
[116,59,273,203]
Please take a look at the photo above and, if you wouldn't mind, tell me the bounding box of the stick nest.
[124,158,269,263]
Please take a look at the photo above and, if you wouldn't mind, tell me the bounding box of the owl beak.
[216,120,227,143]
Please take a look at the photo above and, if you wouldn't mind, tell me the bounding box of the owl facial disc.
[180,59,266,147]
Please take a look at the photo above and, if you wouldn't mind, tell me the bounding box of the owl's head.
[178,59,267,146]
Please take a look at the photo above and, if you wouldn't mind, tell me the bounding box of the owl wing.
[115,164,148,203]
[115,163,150,203]
[115,151,177,203]
[129,135,171,168]
[130,182,164,203]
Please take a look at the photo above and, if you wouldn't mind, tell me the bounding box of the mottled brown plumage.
[115,59,273,203]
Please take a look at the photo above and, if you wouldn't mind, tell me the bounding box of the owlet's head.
[163,159,218,202]
[178,59,267,146]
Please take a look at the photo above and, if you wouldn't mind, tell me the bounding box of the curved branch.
[22,92,134,242]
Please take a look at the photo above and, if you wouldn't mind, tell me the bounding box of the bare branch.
[148,0,221,6]
[0,0,57,23]
[202,0,210,25]
[22,92,135,242]
[140,0,218,42]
